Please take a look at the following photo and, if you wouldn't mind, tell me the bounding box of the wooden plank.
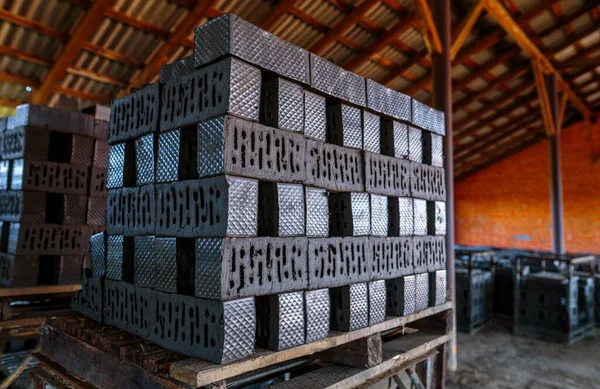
[412,0,442,54]
[0,285,81,298]
[31,0,116,105]
[260,0,299,31]
[450,1,484,60]
[317,333,382,368]
[0,46,52,66]
[170,302,453,387]
[0,9,67,41]
[39,325,187,389]
[0,71,40,88]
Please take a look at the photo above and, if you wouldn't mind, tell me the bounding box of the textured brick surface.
[365,152,411,197]
[305,140,364,192]
[258,183,305,237]
[330,283,369,332]
[106,185,155,236]
[11,160,89,195]
[370,237,413,280]
[329,192,371,237]
[410,162,446,201]
[7,224,87,255]
[109,84,159,144]
[256,292,305,351]
[386,275,416,316]
[262,77,304,133]
[326,104,362,149]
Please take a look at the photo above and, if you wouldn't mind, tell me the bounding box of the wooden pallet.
[37,302,453,389]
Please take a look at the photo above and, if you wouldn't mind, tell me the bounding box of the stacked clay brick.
[0,104,108,287]
[72,14,447,365]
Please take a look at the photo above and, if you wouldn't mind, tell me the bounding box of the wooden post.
[316,333,383,368]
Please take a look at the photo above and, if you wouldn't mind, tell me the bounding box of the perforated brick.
[364,152,410,197]
[329,192,370,237]
[195,237,308,301]
[381,120,408,159]
[369,280,386,325]
[304,288,330,343]
[7,224,86,255]
[1,126,49,161]
[262,77,304,133]
[197,115,306,183]
[89,232,107,277]
[0,253,37,287]
[330,283,369,332]
[258,183,305,237]
[307,237,371,289]
[106,185,155,236]
[310,54,366,106]
[305,140,364,192]
[0,191,43,223]
[412,99,445,135]
[11,160,89,195]
[89,167,107,197]
[304,91,326,141]
[366,79,411,122]
[161,57,261,131]
[71,274,103,322]
[256,292,305,351]
[363,110,380,153]
[8,104,95,136]
[136,133,156,185]
[155,176,257,237]
[159,55,194,83]
[429,270,446,307]
[425,235,446,272]
[109,83,159,143]
[195,14,310,84]
[386,275,416,316]
[412,236,428,274]
[370,194,388,237]
[370,237,413,280]
[410,162,446,201]
[103,279,135,330]
[428,201,446,235]
[305,187,328,237]
[327,104,362,149]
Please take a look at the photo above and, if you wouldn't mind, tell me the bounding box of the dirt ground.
[446,323,600,389]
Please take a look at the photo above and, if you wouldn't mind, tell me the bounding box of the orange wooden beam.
[0,71,40,89]
[120,2,219,95]
[66,67,128,87]
[105,9,169,38]
[260,0,299,31]
[309,0,379,55]
[55,87,111,103]
[0,97,24,108]
[412,0,442,54]
[81,42,143,68]
[0,46,52,67]
[531,58,555,136]
[0,8,67,41]
[483,0,592,117]
[31,0,116,105]
[450,1,484,60]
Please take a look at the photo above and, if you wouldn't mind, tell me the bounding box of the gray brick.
[330,283,369,332]
[89,167,107,197]
[11,160,89,195]
[415,272,429,312]
[304,91,326,141]
[0,253,37,288]
[258,183,305,237]
[90,232,107,277]
[366,79,411,122]
[381,120,408,159]
[410,162,446,201]
[428,200,446,235]
[197,115,306,183]
[370,237,413,280]
[8,104,95,136]
[109,83,159,144]
[71,274,103,322]
[326,104,362,149]
[305,140,364,192]
[386,275,416,316]
[429,270,447,307]
[363,110,380,153]
[364,152,410,197]
[369,280,386,325]
[370,194,388,237]
[304,289,330,343]
[256,292,305,351]
[262,77,304,133]
[329,192,371,237]
[310,54,366,106]
[412,99,445,135]
[305,187,328,237]
[7,224,87,255]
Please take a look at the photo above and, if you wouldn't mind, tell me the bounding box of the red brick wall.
[455,121,600,253]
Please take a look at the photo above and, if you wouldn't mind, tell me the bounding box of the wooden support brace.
[316,333,383,368]
[412,0,443,54]
[532,58,556,137]
[450,1,484,61]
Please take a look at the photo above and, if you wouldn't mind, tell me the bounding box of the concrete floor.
[447,323,600,389]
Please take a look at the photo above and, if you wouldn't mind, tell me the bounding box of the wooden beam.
[343,13,417,71]
[531,58,556,136]
[412,0,442,54]
[0,46,52,66]
[55,87,111,103]
[0,96,24,108]
[450,1,484,61]
[81,42,143,68]
[120,1,218,95]
[67,67,128,87]
[453,47,520,91]
[556,54,600,69]
[0,71,40,88]
[309,0,379,55]
[482,0,592,117]
[105,9,169,38]
[0,9,67,41]
[31,0,116,105]
[260,0,298,31]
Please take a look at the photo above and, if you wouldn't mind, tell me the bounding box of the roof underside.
[0,0,598,178]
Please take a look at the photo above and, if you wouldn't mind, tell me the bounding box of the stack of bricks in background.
[0,104,108,287]
[72,13,448,365]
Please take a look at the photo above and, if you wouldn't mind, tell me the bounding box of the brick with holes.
[161,57,261,131]
[305,140,364,192]
[11,160,90,195]
[370,237,413,280]
[155,176,257,238]
[428,201,446,235]
[410,162,446,201]
[307,237,371,289]
[195,237,308,301]
[197,115,306,183]
[109,83,159,144]
[364,152,410,197]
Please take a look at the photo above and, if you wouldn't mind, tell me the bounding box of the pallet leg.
[316,333,382,368]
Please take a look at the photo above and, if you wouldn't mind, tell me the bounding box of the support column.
[546,75,565,254]
[431,0,456,373]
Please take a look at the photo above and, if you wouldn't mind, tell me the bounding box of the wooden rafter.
[66,67,128,87]
[531,58,556,136]
[451,1,485,61]
[55,87,111,103]
[31,0,116,105]
[412,0,442,54]
[482,0,592,118]
[81,42,143,68]
[556,55,600,69]
[309,0,379,55]
[0,46,52,67]
[120,2,218,95]
[261,0,299,31]
[0,71,40,89]
[0,97,24,108]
